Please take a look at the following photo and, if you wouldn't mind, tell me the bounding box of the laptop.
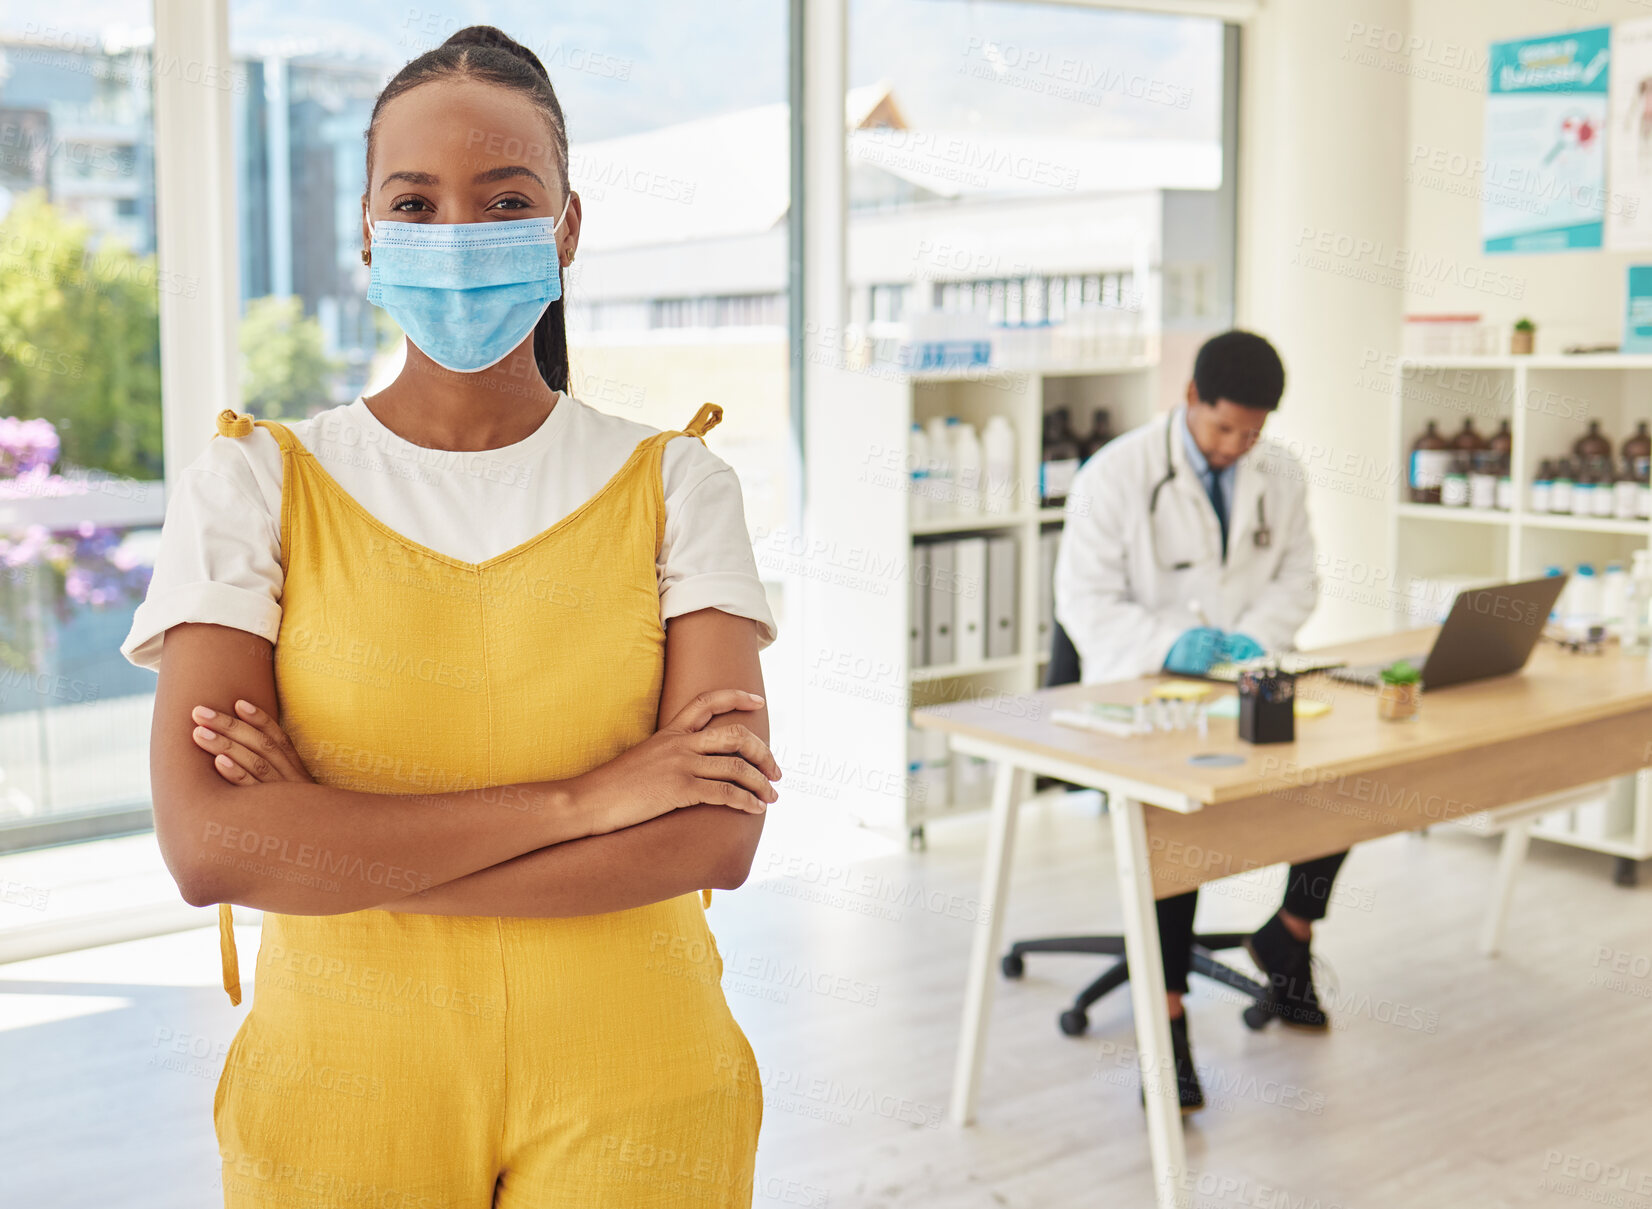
[1327,575,1568,691]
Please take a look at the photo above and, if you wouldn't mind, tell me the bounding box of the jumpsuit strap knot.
[683,402,722,441]
[218,902,242,1006]
[215,409,257,439]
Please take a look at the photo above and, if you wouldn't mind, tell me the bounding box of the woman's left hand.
[190,699,314,785]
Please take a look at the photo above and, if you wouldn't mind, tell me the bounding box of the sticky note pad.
[1152,680,1215,700]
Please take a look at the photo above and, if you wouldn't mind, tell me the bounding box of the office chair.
[1005,618,1268,1036]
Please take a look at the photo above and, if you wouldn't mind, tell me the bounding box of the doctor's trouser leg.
[214,900,762,1209]
[1158,851,1350,994]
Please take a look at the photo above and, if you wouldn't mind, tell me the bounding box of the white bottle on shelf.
[909,423,930,525]
[1547,565,1569,625]
[982,415,1016,516]
[1603,561,1630,639]
[953,422,983,514]
[925,416,951,519]
[1625,551,1652,655]
[1569,564,1602,632]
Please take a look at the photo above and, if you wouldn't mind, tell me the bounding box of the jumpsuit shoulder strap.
[665,401,723,912]
[208,403,267,1008]
[213,408,299,452]
[680,402,722,443]
[218,902,242,1006]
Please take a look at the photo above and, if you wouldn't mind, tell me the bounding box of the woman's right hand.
[569,688,781,837]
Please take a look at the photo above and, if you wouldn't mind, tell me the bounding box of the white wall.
[1238,0,1411,645]
[1402,0,1652,350]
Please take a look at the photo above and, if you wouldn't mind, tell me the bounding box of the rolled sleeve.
[659,456,778,650]
[119,455,285,672]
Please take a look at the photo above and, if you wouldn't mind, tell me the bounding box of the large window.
[849,0,1234,387]
[0,14,163,845]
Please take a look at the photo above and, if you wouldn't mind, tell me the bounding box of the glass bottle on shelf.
[1625,420,1652,481]
[1550,459,1575,514]
[1468,451,1498,510]
[1488,418,1513,459]
[1530,459,1554,513]
[1570,460,1595,517]
[1451,418,1487,463]
[1495,451,1515,511]
[1440,454,1471,507]
[1409,419,1451,504]
[1615,456,1641,520]
[1574,419,1613,466]
[1039,408,1082,507]
[1078,408,1114,462]
[1592,458,1617,518]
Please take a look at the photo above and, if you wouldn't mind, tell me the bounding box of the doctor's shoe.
[1137,1013,1205,1114]
[1243,912,1330,1030]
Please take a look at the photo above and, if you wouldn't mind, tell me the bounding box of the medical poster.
[1608,18,1652,249]
[1625,266,1652,352]
[1483,25,1611,254]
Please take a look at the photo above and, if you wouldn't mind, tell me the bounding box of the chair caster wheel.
[1242,1005,1272,1031]
[1001,953,1025,979]
[1614,857,1639,888]
[1058,1009,1089,1036]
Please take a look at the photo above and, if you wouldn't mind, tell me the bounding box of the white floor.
[3,785,1650,1209]
[5,593,1652,1207]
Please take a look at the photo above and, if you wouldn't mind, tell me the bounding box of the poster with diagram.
[1608,18,1652,249]
[1483,25,1611,254]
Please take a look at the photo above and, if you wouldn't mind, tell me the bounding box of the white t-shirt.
[120,392,778,670]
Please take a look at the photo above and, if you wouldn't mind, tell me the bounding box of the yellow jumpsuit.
[207,403,763,1208]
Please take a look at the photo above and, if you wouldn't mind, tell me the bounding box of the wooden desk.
[911,629,1652,1209]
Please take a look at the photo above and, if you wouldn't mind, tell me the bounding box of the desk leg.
[1480,815,1533,957]
[949,759,1027,1127]
[1111,794,1189,1209]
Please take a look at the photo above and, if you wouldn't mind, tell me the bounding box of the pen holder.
[1237,669,1295,744]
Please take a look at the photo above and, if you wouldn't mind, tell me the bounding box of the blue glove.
[1218,632,1265,662]
[1164,627,1224,675]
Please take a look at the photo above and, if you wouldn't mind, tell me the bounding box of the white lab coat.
[1053,406,1319,684]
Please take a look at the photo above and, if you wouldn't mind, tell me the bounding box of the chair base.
[1002,932,1268,1036]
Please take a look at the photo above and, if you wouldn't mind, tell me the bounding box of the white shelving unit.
[800,356,1159,845]
[1389,353,1652,884]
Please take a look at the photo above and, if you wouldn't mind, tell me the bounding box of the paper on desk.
[1152,679,1216,700]
[1050,700,1143,736]
[1204,695,1332,720]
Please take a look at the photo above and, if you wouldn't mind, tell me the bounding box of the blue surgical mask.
[365,194,571,373]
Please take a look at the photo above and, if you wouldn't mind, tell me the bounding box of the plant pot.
[1510,329,1535,356]
[1377,681,1419,721]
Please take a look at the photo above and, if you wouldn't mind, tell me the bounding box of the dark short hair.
[1191,330,1285,412]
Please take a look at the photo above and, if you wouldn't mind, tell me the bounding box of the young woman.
[120,25,780,1207]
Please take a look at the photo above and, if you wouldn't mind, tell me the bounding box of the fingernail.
[192,706,215,721]
[235,700,256,716]
[194,726,214,741]
[748,692,764,703]
[215,754,233,767]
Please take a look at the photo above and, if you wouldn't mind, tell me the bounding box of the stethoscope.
[1147,413,1271,572]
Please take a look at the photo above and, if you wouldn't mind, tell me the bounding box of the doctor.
[1055,329,1348,1114]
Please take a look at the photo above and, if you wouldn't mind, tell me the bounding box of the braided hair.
[365,25,572,393]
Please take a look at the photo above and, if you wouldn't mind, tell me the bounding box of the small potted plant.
[1377,659,1421,721]
[1511,317,1536,356]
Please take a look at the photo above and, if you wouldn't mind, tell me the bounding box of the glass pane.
[849,0,1231,375]
[0,14,163,837]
